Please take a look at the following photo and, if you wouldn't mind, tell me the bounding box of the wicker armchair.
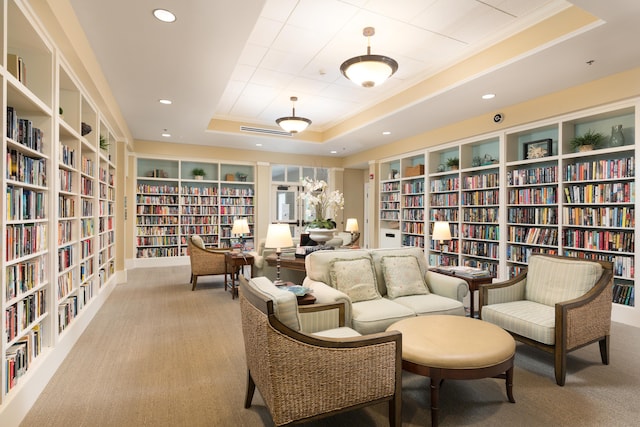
[239,276,402,426]
[479,254,613,385]
[187,235,229,291]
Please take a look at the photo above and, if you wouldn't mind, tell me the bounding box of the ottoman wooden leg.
[430,370,442,427]
[506,366,515,403]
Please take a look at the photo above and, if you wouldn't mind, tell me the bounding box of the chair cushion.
[381,255,429,298]
[525,256,603,306]
[312,327,362,338]
[306,249,371,285]
[481,300,556,345]
[191,234,205,249]
[248,277,300,331]
[393,294,465,317]
[351,298,415,334]
[330,257,381,303]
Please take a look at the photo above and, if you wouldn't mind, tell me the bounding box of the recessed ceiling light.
[482,93,496,100]
[330,150,337,154]
[159,99,172,105]
[153,9,176,23]
[255,143,263,147]
[382,131,391,135]
[161,132,171,137]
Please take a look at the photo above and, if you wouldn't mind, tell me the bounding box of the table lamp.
[431,221,452,259]
[231,218,250,251]
[345,218,360,247]
[265,223,294,285]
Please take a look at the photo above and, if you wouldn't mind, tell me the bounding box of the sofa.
[303,247,469,334]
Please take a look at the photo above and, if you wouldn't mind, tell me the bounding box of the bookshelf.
[400,155,425,248]
[2,2,119,416]
[135,158,255,259]
[378,159,401,247]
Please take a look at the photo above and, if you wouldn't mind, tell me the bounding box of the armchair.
[187,235,229,291]
[479,254,613,385]
[239,275,402,426]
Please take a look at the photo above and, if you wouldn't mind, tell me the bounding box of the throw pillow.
[191,234,205,249]
[381,255,429,299]
[329,257,380,303]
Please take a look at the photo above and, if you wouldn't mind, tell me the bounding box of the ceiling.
[68,0,640,162]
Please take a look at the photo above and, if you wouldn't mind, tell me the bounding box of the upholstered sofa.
[302,247,469,334]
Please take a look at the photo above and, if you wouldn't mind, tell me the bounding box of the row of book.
[508,187,557,205]
[461,224,499,241]
[461,172,500,190]
[5,259,45,301]
[6,186,46,221]
[508,226,559,246]
[7,108,43,152]
[6,223,48,261]
[463,207,498,223]
[181,195,217,204]
[564,182,634,204]
[5,289,46,342]
[562,229,635,253]
[461,189,500,205]
[5,325,42,394]
[508,207,557,225]
[402,181,424,194]
[136,183,179,194]
[460,241,499,258]
[562,206,635,228]
[508,166,558,186]
[612,284,634,306]
[6,149,47,186]
[180,185,218,195]
[430,177,460,192]
[564,157,635,181]
[136,194,179,204]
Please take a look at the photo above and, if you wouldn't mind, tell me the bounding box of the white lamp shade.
[276,116,311,133]
[345,218,359,233]
[265,223,294,250]
[432,221,452,242]
[341,57,396,88]
[231,218,250,235]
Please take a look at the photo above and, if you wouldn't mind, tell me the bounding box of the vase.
[307,228,336,244]
[194,175,204,180]
[609,124,625,147]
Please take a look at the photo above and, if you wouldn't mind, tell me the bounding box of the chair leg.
[191,275,198,291]
[599,335,610,365]
[389,391,402,427]
[244,371,256,409]
[554,349,567,386]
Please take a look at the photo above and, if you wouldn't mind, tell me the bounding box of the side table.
[429,268,493,318]
[225,252,254,299]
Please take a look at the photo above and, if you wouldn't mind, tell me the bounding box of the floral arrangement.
[299,177,344,229]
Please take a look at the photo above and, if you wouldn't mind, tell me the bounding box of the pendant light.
[276,96,312,133]
[340,27,398,88]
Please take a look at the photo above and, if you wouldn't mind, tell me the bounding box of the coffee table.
[387,315,515,427]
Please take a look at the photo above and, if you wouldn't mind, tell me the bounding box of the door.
[272,184,308,239]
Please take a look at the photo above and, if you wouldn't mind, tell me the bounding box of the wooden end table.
[225,252,254,299]
[429,268,493,318]
[264,253,306,272]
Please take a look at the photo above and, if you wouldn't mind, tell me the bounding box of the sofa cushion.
[312,327,362,338]
[248,277,300,331]
[525,256,603,306]
[330,257,381,303]
[306,249,371,286]
[191,234,205,249]
[393,294,466,317]
[351,298,416,335]
[480,300,555,345]
[381,255,429,298]
[370,247,429,295]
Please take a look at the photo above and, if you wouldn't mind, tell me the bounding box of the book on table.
[436,266,491,278]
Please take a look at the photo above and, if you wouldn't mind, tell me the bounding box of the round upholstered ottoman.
[387,315,515,427]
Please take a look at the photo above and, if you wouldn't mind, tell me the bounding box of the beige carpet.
[21,266,640,427]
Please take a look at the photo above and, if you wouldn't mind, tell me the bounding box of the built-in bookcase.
[135,158,255,260]
[1,1,119,413]
[377,101,638,327]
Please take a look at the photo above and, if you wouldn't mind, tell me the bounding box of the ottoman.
[387,315,516,426]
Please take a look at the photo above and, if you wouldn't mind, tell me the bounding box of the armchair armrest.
[303,278,353,327]
[558,266,613,350]
[298,303,345,333]
[425,271,468,301]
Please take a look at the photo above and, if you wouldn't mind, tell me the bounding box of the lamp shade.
[345,218,359,233]
[231,218,250,235]
[265,223,293,250]
[340,27,398,88]
[431,221,452,243]
[276,96,311,133]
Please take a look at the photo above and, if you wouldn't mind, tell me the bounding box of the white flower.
[299,177,344,228]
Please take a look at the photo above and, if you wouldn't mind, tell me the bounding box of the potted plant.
[99,135,109,151]
[446,157,459,170]
[299,177,344,243]
[570,129,603,152]
[192,168,206,180]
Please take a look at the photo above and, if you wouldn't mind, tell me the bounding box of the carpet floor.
[20,266,640,426]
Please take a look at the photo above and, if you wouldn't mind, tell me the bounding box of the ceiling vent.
[240,126,292,137]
